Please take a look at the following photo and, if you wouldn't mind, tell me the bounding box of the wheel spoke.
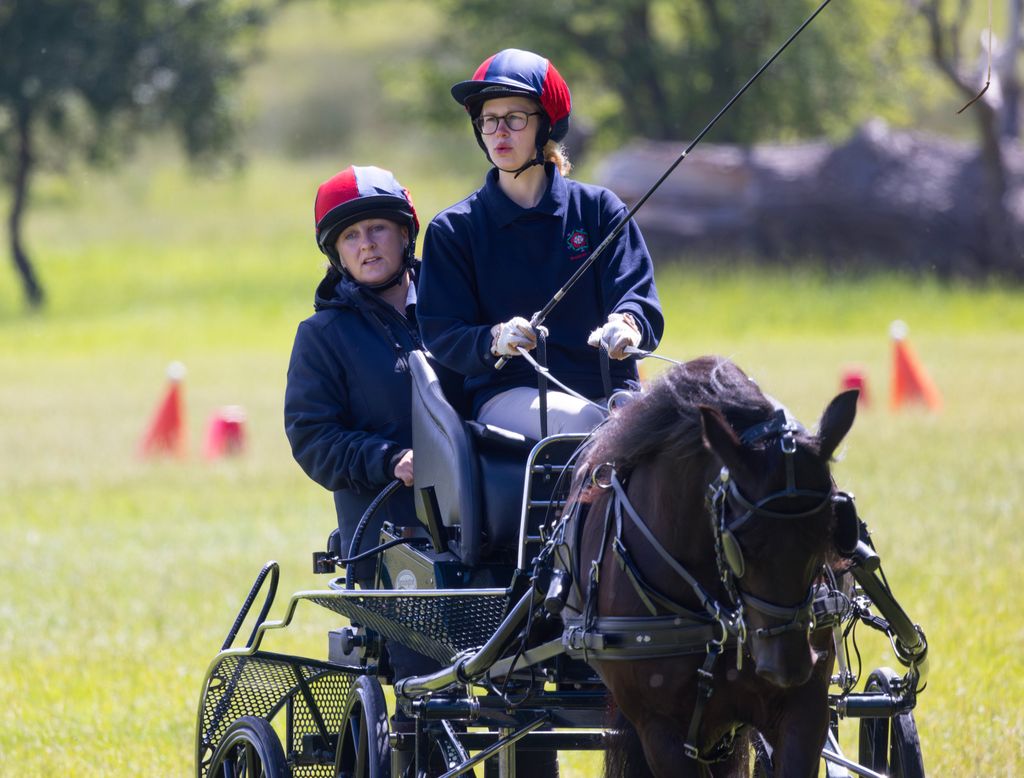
[243,740,256,776]
[355,710,368,776]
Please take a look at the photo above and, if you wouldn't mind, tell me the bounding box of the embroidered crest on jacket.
[565,228,590,259]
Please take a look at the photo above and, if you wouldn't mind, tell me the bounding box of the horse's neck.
[628,454,717,571]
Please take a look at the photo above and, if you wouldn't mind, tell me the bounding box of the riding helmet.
[451,49,571,164]
[313,165,419,287]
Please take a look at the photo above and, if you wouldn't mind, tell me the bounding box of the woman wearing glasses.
[418,48,664,439]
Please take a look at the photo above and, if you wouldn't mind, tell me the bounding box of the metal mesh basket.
[196,653,358,778]
[307,589,512,665]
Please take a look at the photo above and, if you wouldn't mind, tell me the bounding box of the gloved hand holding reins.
[490,316,538,357]
[587,312,641,360]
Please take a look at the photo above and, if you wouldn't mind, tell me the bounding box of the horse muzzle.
[749,631,820,689]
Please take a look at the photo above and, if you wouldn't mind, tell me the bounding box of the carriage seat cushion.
[465,421,536,453]
[469,423,535,549]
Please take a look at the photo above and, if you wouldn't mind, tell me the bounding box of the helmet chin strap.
[500,147,545,179]
[360,269,407,292]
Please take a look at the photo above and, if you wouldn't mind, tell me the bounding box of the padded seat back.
[409,351,534,566]
[409,351,484,564]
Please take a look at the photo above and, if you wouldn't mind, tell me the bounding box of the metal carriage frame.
[196,353,929,778]
[195,445,927,778]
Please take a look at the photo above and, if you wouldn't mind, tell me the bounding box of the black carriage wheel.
[208,715,291,778]
[858,667,925,778]
[334,676,391,778]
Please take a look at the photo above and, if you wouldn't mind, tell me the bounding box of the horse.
[556,356,858,778]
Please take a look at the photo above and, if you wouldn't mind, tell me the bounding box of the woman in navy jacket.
[418,48,664,439]
[284,165,423,584]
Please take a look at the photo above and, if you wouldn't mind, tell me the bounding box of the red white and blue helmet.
[314,165,419,276]
[451,49,571,153]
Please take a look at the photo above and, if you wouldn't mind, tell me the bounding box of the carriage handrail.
[394,584,546,698]
[221,560,279,651]
[516,433,590,569]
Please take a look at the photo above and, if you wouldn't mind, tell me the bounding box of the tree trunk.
[8,105,44,308]
[973,102,1024,267]
[1003,0,1022,138]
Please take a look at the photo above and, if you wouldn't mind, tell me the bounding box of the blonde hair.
[544,140,572,176]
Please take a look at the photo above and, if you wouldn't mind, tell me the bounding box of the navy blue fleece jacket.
[418,164,663,416]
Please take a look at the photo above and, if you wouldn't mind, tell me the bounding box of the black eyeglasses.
[473,111,541,135]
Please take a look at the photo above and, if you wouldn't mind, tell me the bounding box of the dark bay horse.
[561,356,857,777]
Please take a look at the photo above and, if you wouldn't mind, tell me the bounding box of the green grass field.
[1,145,1022,776]
[2,0,1023,771]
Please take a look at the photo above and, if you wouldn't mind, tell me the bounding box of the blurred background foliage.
[0,0,1009,307]
[387,0,932,144]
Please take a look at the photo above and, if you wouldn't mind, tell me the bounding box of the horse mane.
[586,356,778,471]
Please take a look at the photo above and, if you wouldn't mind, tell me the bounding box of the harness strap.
[582,492,617,637]
[612,539,659,616]
[741,586,815,622]
[536,329,549,439]
[609,473,725,621]
[599,342,613,399]
[611,536,718,622]
[684,647,721,760]
[726,479,832,530]
[562,616,728,660]
[743,586,816,638]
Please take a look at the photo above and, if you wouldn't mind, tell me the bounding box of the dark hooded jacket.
[284,265,423,569]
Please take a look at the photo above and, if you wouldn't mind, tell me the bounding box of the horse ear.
[700,406,752,481]
[817,389,859,461]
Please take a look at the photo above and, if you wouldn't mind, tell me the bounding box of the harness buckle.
[591,462,615,489]
[781,427,798,454]
[683,742,701,760]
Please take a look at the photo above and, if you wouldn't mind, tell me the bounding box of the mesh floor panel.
[197,654,357,777]
[308,590,512,664]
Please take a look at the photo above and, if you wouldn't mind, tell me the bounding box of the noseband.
[707,409,834,638]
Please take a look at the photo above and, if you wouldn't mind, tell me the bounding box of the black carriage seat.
[409,350,535,566]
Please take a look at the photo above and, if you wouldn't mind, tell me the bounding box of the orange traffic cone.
[204,405,247,459]
[889,321,942,411]
[138,362,188,457]
[840,366,870,407]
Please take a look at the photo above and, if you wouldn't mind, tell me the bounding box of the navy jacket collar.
[480,162,567,228]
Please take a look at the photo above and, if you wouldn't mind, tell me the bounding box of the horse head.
[700,389,858,688]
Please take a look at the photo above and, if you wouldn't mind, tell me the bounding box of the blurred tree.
[0,0,270,308]
[912,0,1022,266]
[1003,0,1022,137]
[409,0,922,145]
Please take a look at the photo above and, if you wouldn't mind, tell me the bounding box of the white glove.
[490,316,537,357]
[587,312,641,360]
